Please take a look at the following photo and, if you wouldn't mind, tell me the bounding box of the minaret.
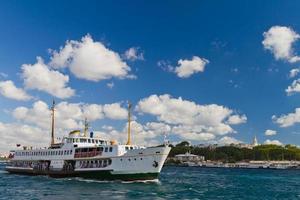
[126,102,132,145]
[252,135,258,146]
[51,100,55,146]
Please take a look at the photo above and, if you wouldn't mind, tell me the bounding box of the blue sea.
[0,163,300,200]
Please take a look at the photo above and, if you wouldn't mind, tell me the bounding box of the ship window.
[108,160,112,165]
[92,139,95,143]
[105,147,108,152]
[128,159,131,161]
[134,158,136,161]
[88,139,91,143]
[100,147,103,151]
[64,150,67,155]
[109,147,113,152]
[96,140,98,144]
[76,138,79,143]
[140,158,143,160]
[70,150,72,154]
[130,147,133,150]
[125,147,129,150]
[120,159,122,161]
[80,139,84,143]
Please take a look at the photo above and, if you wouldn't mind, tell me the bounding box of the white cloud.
[0,80,32,101]
[103,103,128,120]
[289,68,300,78]
[82,104,103,121]
[124,47,144,61]
[264,139,283,146]
[12,100,127,130]
[265,129,277,136]
[227,114,247,125]
[286,79,300,95]
[96,121,163,146]
[218,136,242,145]
[49,34,132,82]
[0,122,49,152]
[136,94,246,142]
[262,26,300,63]
[157,60,174,72]
[273,108,300,127]
[22,57,75,99]
[174,56,209,78]
[107,82,114,89]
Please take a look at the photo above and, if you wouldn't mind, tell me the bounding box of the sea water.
[0,163,300,200]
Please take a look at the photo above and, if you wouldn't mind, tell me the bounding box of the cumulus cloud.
[103,103,128,120]
[22,57,75,99]
[0,122,49,152]
[227,114,247,125]
[95,121,164,146]
[12,100,128,130]
[289,68,300,78]
[272,108,300,127]
[174,56,209,78]
[0,80,32,101]
[136,94,246,142]
[123,47,144,61]
[262,26,300,63]
[218,136,243,145]
[286,79,300,95]
[49,34,132,82]
[265,129,277,136]
[264,139,283,146]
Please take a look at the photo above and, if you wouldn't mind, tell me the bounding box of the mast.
[126,101,132,145]
[84,118,89,137]
[51,100,55,146]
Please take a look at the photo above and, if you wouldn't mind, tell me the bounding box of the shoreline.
[166,160,300,170]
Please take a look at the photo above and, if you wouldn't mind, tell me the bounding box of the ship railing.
[74,151,101,158]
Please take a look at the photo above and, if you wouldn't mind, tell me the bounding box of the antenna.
[126,101,132,145]
[84,118,89,137]
[51,99,55,146]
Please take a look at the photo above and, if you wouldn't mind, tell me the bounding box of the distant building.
[227,136,259,149]
[252,135,258,147]
[175,152,205,162]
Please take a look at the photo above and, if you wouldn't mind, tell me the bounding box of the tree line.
[168,141,300,162]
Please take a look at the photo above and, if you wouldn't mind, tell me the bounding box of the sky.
[1,0,300,152]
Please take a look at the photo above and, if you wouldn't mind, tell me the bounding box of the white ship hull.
[6,146,171,181]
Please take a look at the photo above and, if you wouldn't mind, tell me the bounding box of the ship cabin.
[11,130,143,162]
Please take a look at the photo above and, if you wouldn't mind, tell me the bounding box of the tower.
[252,135,258,146]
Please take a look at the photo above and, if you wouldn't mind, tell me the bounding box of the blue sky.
[1,1,300,151]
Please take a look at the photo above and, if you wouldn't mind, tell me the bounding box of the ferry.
[5,101,171,181]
